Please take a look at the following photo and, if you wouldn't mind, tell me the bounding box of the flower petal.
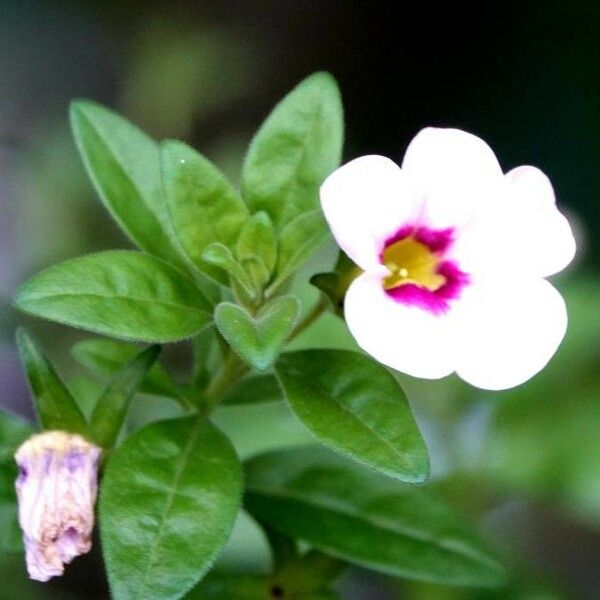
[454,277,567,390]
[344,272,455,379]
[502,166,576,277]
[320,155,418,271]
[402,128,504,229]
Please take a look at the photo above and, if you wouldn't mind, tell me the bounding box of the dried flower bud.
[14,431,101,582]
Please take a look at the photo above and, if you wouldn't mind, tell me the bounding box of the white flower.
[14,431,101,581]
[320,128,576,390]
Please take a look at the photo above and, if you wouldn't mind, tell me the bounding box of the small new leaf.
[202,243,257,299]
[215,296,300,371]
[16,328,89,436]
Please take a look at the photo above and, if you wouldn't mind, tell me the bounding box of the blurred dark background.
[1,1,599,599]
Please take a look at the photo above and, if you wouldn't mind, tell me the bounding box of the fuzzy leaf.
[101,417,242,600]
[242,72,343,230]
[70,101,182,266]
[15,251,212,343]
[245,448,506,588]
[215,297,300,371]
[161,140,249,283]
[276,350,429,483]
[268,210,329,294]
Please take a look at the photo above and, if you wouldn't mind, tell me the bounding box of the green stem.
[201,350,246,415]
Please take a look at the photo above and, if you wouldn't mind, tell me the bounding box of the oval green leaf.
[275,350,429,483]
[245,448,506,588]
[242,72,343,230]
[161,140,249,283]
[15,251,212,343]
[70,100,183,266]
[101,416,242,600]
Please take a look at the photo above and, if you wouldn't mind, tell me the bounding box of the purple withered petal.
[14,431,101,582]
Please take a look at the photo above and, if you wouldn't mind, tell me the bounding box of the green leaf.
[245,448,506,588]
[0,409,35,462]
[0,462,22,553]
[215,296,300,371]
[0,410,34,554]
[222,374,282,405]
[236,212,277,274]
[242,72,343,230]
[184,575,268,599]
[15,251,212,343]
[72,338,181,399]
[310,251,360,315]
[268,210,329,295]
[70,101,182,266]
[236,212,277,291]
[275,350,429,483]
[16,328,89,435]
[101,416,242,600]
[90,345,161,448]
[203,243,256,298]
[161,140,249,283]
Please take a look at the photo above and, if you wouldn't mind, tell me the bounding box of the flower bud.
[14,431,101,582]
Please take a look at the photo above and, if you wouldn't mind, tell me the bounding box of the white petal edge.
[344,272,455,380]
[320,155,419,271]
[454,277,568,390]
[401,127,504,230]
[502,165,576,277]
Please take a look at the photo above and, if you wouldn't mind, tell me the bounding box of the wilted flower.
[320,128,576,390]
[14,431,101,581]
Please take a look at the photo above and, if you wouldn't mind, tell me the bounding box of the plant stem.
[201,350,246,415]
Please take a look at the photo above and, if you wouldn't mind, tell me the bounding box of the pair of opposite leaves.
[215,296,300,371]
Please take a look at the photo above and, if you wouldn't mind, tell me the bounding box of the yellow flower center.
[382,237,446,291]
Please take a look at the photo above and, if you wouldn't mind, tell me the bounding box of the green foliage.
[90,345,161,448]
[15,251,212,343]
[222,374,282,405]
[100,416,242,600]
[0,410,35,554]
[161,140,249,283]
[245,448,506,588]
[0,409,35,462]
[16,328,89,435]
[184,575,268,599]
[242,72,343,231]
[268,210,329,295]
[215,296,300,371]
[202,243,257,298]
[70,100,182,267]
[72,338,181,400]
[276,350,429,482]
[235,212,277,297]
